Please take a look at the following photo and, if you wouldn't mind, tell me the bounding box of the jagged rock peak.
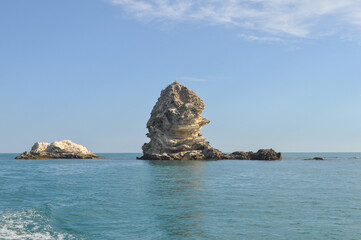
[15,140,101,159]
[149,81,208,123]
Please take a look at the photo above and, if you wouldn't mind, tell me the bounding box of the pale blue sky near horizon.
[1,0,361,153]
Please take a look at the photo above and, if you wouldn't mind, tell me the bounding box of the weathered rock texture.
[138,81,282,161]
[15,140,102,159]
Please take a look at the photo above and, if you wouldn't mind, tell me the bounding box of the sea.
[0,153,361,240]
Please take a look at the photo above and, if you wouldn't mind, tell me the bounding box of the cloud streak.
[238,34,283,43]
[109,0,361,41]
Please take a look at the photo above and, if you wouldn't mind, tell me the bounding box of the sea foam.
[0,209,75,240]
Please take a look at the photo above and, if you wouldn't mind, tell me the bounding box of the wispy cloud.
[109,0,361,41]
[179,77,208,82]
[238,34,283,43]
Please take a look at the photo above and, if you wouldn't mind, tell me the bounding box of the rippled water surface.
[1,153,361,239]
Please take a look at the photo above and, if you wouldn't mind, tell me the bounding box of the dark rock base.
[137,149,282,161]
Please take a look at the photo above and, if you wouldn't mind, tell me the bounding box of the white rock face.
[31,142,50,153]
[43,140,92,154]
[139,81,225,160]
[142,81,211,155]
[16,140,100,159]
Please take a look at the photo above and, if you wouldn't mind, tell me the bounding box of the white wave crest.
[0,209,75,240]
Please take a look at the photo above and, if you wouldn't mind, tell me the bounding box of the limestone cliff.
[139,81,225,160]
[138,81,281,160]
[15,140,101,159]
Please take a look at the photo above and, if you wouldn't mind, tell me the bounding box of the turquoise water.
[1,153,361,240]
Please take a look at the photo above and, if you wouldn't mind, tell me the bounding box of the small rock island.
[15,140,101,159]
[138,81,281,160]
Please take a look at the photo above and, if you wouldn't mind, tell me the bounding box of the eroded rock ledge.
[138,81,282,161]
[15,140,101,159]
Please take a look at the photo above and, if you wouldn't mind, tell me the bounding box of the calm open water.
[1,153,361,240]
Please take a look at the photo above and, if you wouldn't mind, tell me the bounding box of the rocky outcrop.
[138,81,281,161]
[15,140,102,159]
[138,81,222,160]
[229,149,282,160]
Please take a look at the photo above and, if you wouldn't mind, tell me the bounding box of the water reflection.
[145,160,207,238]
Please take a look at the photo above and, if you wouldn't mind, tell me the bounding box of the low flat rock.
[305,157,324,160]
[15,140,102,159]
[229,149,282,160]
[141,148,282,161]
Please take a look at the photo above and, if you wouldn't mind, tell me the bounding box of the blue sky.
[1,0,361,153]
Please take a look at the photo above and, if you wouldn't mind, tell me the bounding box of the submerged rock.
[15,140,101,159]
[138,81,281,161]
[305,157,324,160]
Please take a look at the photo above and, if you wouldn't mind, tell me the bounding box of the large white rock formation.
[138,81,282,160]
[15,140,101,159]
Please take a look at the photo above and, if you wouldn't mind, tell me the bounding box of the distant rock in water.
[15,140,101,159]
[305,157,324,160]
[138,81,281,161]
[230,149,282,160]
